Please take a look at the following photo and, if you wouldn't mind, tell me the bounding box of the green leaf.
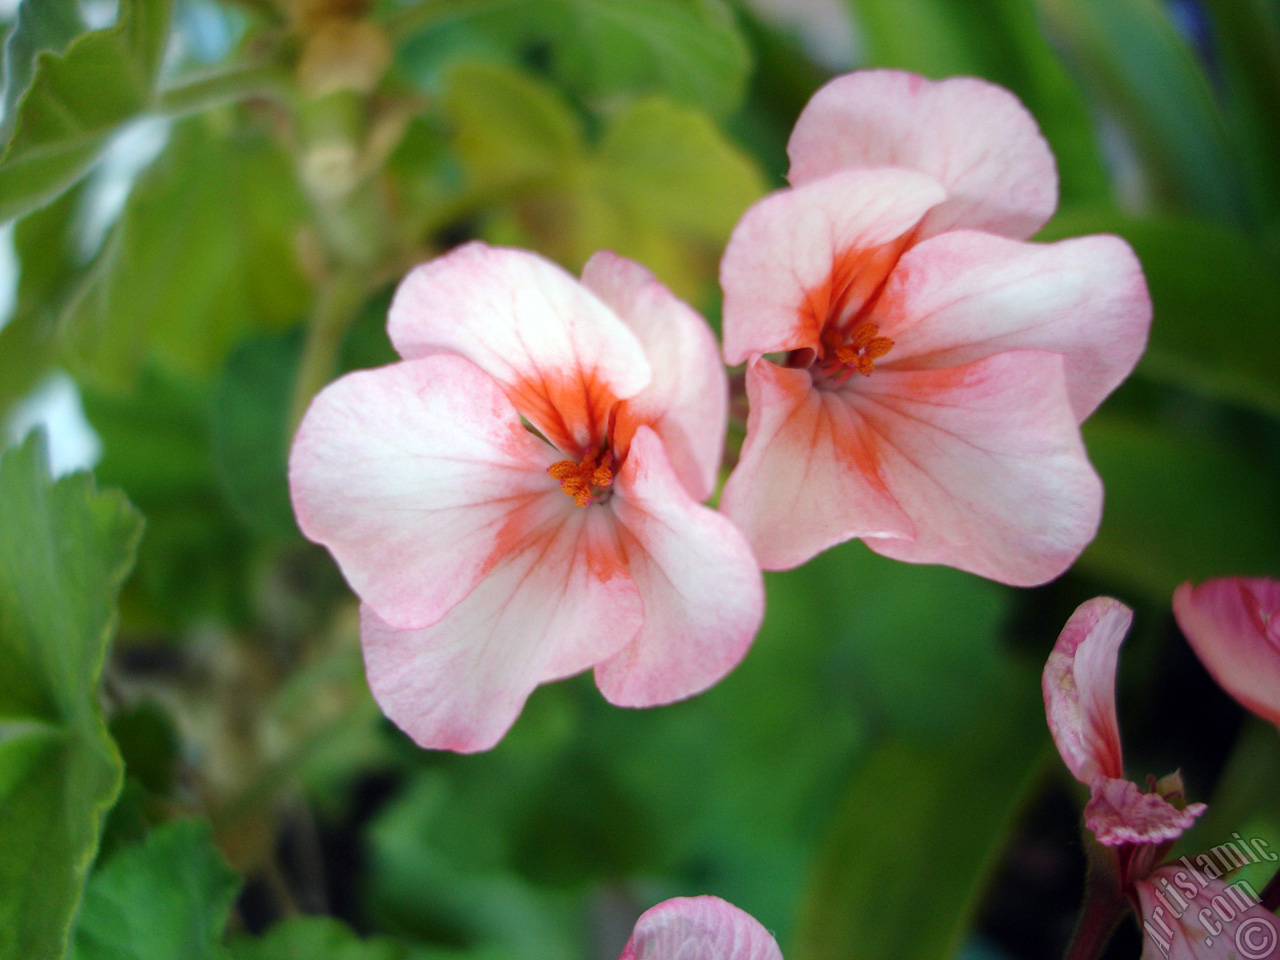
[1079,413,1280,598]
[1041,210,1280,418]
[230,916,410,960]
[1199,0,1280,229]
[210,330,304,538]
[1189,719,1280,889]
[0,315,56,418]
[842,0,1110,206]
[598,96,765,239]
[0,433,142,960]
[1033,0,1249,225]
[1,0,87,142]
[0,0,175,221]
[443,59,583,196]
[792,669,1048,960]
[0,184,87,415]
[401,0,751,117]
[443,60,763,302]
[81,371,251,629]
[61,120,309,389]
[69,819,242,960]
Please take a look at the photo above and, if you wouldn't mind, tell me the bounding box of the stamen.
[832,323,894,377]
[548,449,614,506]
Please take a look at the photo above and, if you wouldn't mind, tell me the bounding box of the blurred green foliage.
[2,0,1279,958]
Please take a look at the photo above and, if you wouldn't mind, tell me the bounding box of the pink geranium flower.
[290,243,764,753]
[1174,577,1280,731]
[621,897,781,960]
[719,70,1151,583]
[1045,598,1280,960]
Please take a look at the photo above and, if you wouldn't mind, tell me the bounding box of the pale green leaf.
[400,0,750,117]
[443,58,583,195]
[443,60,764,301]
[0,432,142,960]
[597,96,765,238]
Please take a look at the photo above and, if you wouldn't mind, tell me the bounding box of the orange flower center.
[834,323,894,376]
[548,448,614,507]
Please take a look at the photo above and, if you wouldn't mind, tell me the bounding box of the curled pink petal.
[620,897,783,960]
[596,428,764,705]
[388,242,651,455]
[875,230,1152,421]
[361,501,643,753]
[786,70,1058,240]
[1174,577,1280,730]
[719,357,914,571]
[1085,777,1206,847]
[720,168,946,366]
[581,252,727,502]
[1043,597,1130,784]
[1135,865,1280,960]
[289,355,560,630]
[853,351,1102,586]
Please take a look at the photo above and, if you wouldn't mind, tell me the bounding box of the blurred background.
[1,0,1279,958]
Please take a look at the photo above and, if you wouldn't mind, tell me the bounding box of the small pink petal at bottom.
[619,897,783,960]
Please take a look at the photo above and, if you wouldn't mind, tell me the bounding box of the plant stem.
[288,267,370,433]
[1064,885,1128,960]
[386,0,505,43]
[157,60,289,118]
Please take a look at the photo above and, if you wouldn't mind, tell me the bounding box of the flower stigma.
[833,323,894,376]
[548,448,615,506]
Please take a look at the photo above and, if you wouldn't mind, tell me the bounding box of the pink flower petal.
[1084,776,1206,846]
[1042,597,1130,784]
[787,70,1058,240]
[580,252,727,502]
[361,503,643,753]
[595,428,764,705]
[852,351,1102,585]
[388,242,651,455]
[619,897,783,960]
[875,230,1152,420]
[1136,865,1280,960]
[719,358,914,571]
[1174,577,1280,730]
[720,168,947,366]
[290,355,562,630]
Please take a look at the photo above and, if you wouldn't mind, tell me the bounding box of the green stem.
[1262,866,1280,913]
[1064,885,1128,960]
[157,60,290,118]
[288,268,370,432]
[386,0,506,43]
